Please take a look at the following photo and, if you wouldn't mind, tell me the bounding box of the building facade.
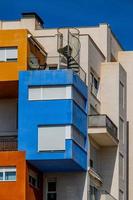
[0,12,132,200]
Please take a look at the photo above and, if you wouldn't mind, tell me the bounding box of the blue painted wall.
[18,70,88,171]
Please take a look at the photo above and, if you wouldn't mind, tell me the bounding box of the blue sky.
[0,0,132,50]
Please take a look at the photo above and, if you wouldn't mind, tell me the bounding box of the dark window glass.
[48,182,56,192]
[47,193,56,200]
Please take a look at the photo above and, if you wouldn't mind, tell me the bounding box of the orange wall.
[0,151,26,200]
[0,29,28,81]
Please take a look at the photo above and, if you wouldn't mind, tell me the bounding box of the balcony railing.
[89,189,117,200]
[0,136,18,151]
[89,114,117,139]
[101,190,117,200]
[47,55,86,83]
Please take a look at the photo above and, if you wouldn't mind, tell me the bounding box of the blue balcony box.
[18,70,88,171]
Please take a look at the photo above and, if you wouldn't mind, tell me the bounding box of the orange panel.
[0,29,28,82]
[0,151,26,200]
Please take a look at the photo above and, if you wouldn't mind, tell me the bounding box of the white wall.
[43,172,88,200]
[118,51,133,200]
[99,62,127,200]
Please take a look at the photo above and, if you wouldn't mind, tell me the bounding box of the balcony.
[89,167,103,186]
[0,136,18,151]
[88,115,118,146]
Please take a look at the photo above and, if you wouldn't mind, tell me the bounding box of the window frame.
[0,167,16,182]
[0,47,18,62]
[47,178,57,200]
[90,72,99,97]
[29,169,40,189]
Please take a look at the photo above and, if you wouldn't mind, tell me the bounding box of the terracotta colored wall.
[0,151,26,200]
[26,163,43,200]
[0,29,28,82]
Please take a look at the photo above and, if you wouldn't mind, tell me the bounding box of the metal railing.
[47,55,86,83]
[89,189,117,200]
[101,190,117,200]
[0,136,18,151]
[89,114,117,139]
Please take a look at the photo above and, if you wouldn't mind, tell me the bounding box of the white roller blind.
[28,87,42,100]
[38,126,65,151]
[6,47,17,60]
[0,47,18,62]
[28,86,71,100]
[0,48,5,61]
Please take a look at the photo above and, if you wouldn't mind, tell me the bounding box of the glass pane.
[5,171,16,181]
[47,193,56,200]
[0,172,3,181]
[94,77,98,90]
[48,182,56,192]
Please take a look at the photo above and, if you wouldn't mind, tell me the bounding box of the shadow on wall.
[99,146,117,194]
[43,172,87,200]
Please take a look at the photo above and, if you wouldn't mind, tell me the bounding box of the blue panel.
[26,140,87,172]
[18,69,88,171]
[19,69,88,99]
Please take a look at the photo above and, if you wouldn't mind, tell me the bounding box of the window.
[0,167,16,181]
[90,105,98,115]
[120,82,125,109]
[38,125,85,152]
[119,153,124,179]
[38,126,66,151]
[90,159,93,168]
[47,178,56,200]
[0,47,18,62]
[119,117,124,145]
[90,72,99,97]
[29,169,40,188]
[28,86,86,110]
[28,86,71,101]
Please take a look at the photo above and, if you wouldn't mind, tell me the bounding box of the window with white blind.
[0,47,18,62]
[38,125,85,152]
[28,86,86,110]
[0,167,16,181]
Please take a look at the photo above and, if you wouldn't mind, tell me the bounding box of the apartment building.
[0,12,131,200]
